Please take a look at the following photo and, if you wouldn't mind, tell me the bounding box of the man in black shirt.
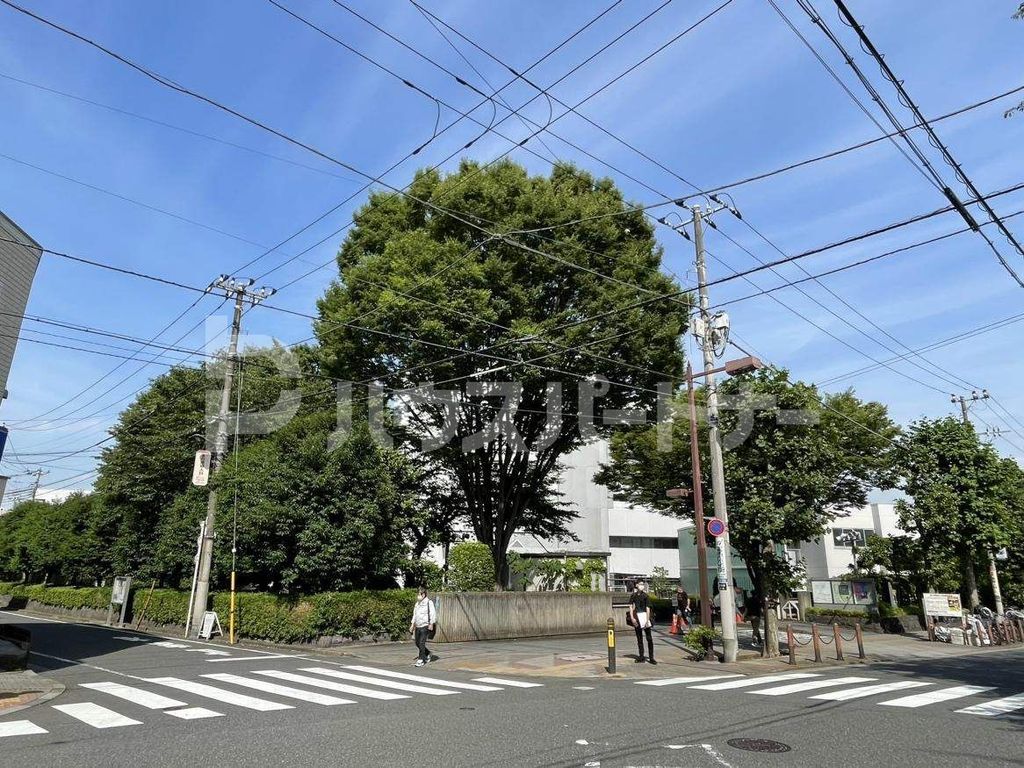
[629,581,657,664]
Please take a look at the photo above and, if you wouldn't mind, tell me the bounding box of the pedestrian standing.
[409,587,437,667]
[630,581,657,664]
[675,586,690,629]
[747,590,762,647]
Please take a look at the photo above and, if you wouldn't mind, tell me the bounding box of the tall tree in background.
[890,417,1012,608]
[316,160,686,586]
[598,369,897,656]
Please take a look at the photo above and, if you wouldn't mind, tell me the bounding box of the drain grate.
[727,738,792,754]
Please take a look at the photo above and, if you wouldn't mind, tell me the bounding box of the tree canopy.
[315,160,687,585]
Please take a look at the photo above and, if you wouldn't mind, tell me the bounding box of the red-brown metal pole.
[687,362,712,631]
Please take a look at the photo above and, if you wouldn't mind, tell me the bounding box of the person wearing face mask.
[629,580,656,664]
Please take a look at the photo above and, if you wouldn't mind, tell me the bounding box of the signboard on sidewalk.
[922,592,963,618]
[199,611,222,640]
[107,576,132,627]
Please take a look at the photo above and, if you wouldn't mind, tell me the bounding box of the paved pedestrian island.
[0,665,544,741]
[633,670,1024,717]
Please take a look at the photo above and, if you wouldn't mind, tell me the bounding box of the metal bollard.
[786,623,796,666]
[833,623,844,661]
[812,623,822,663]
[927,616,935,643]
[607,617,616,674]
[855,622,865,659]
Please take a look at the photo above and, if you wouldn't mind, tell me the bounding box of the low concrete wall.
[434,592,616,642]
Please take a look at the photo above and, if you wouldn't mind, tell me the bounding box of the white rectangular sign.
[111,576,132,605]
[922,592,963,618]
[192,450,212,487]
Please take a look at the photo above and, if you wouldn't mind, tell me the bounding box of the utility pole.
[692,205,739,663]
[188,276,275,638]
[30,469,47,501]
[951,390,1003,617]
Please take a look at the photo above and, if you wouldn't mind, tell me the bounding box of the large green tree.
[889,417,1013,608]
[597,368,897,655]
[315,160,686,586]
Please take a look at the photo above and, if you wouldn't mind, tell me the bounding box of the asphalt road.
[2,612,1023,768]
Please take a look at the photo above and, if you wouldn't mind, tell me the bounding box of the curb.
[0,673,65,717]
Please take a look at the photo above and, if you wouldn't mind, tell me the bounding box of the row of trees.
[2,161,1022,642]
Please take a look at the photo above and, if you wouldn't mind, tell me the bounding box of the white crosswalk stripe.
[254,670,408,700]
[956,692,1024,717]
[810,681,931,701]
[145,677,293,711]
[0,720,48,737]
[341,665,502,691]
[636,675,743,687]
[80,681,187,710]
[472,677,544,688]
[689,673,820,690]
[203,673,355,705]
[298,667,457,696]
[165,707,224,720]
[880,685,995,708]
[53,702,142,729]
[750,677,877,696]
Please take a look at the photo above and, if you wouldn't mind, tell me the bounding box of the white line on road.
[80,681,186,710]
[53,702,142,729]
[810,681,931,701]
[341,665,502,691]
[0,720,48,738]
[750,677,876,696]
[203,673,355,705]
[299,667,457,696]
[689,673,820,690]
[880,685,995,708]
[165,707,224,720]
[32,652,148,682]
[145,677,294,711]
[473,677,544,688]
[956,692,1024,717]
[664,744,733,767]
[254,670,408,700]
[206,654,306,663]
[636,675,743,687]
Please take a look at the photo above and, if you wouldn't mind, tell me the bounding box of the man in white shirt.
[409,587,437,667]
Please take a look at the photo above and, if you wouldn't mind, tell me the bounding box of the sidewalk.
[0,671,64,716]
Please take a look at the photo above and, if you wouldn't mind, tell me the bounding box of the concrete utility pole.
[188,276,274,638]
[951,390,1003,617]
[30,468,47,501]
[691,205,739,663]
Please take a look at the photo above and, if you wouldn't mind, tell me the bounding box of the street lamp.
[672,355,762,657]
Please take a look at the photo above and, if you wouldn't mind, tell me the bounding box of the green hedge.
[805,607,867,619]
[0,582,417,644]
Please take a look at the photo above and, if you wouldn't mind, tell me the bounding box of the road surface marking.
[810,681,931,700]
[689,673,820,690]
[0,720,47,737]
[341,665,501,691]
[299,667,457,696]
[957,692,1024,716]
[203,673,355,705]
[207,654,305,663]
[32,652,149,682]
[636,675,743,687]
[53,702,142,728]
[750,676,877,696]
[112,636,149,643]
[145,677,293,711]
[473,677,544,688]
[185,649,231,656]
[664,744,733,766]
[80,681,186,710]
[152,641,188,649]
[574,686,595,690]
[880,685,995,708]
[254,670,408,700]
[165,707,223,720]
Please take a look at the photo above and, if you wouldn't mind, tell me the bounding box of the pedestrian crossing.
[0,664,545,741]
[635,671,1024,718]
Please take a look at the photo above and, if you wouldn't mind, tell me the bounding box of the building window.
[609,536,678,549]
[832,528,873,547]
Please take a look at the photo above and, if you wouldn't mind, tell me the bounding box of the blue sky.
[0,0,1022,503]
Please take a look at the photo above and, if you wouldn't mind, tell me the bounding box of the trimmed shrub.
[447,542,495,591]
[0,582,416,645]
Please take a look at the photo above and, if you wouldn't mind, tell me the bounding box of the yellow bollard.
[607,617,616,674]
[229,570,237,645]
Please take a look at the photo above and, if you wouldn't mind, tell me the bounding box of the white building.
[795,502,903,581]
[507,441,684,591]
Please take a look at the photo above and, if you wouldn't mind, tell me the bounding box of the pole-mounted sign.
[707,518,727,537]
[192,450,212,487]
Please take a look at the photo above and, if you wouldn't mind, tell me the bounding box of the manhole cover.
[727,738,791,754]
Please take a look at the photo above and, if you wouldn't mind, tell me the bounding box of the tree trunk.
[964,552,980,609]
[764,600,779,658]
